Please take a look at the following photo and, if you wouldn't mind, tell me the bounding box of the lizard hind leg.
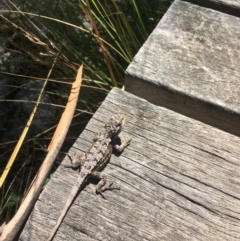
[91,171,120,198]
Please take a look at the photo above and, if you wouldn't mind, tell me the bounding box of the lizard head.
[105,114,125,137]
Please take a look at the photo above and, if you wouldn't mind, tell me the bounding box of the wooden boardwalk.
[20,88,240,240]
[20,0,240,240]
[125,0,240,136]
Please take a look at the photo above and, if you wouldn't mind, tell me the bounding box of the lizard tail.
[46,197,72,241]
[46,183,81,241]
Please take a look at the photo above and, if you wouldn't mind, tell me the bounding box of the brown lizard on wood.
[47,114,131,241]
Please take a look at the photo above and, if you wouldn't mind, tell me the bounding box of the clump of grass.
[0,0,172,223]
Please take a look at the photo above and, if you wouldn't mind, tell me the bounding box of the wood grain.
[125,0,240,136]
[182,0,240,17]
[20,88,240,241]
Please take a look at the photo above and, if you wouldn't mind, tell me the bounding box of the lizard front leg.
[64,152,86,170]
[114,138,131,152]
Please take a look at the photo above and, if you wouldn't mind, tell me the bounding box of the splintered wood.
[20,88,240,241]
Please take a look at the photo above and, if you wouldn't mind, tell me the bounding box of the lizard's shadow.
[112,136,123,157]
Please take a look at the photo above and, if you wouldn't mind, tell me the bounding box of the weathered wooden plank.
[125,0,240,136]
[182,0,240,17]
[20,88,240,240]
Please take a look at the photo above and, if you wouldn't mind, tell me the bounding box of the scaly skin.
[47,114,131,241]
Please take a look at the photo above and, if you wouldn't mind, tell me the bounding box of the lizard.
[47,114,131,241]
